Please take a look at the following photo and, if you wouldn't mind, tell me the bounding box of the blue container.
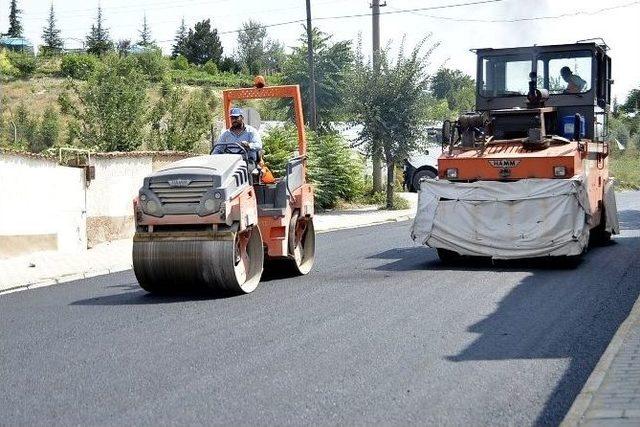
[561,115,586,140]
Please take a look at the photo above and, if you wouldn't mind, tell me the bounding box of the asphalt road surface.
[2,192,640,426]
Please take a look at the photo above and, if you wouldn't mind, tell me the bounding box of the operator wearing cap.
[560,66,587,94]
[212,107,262,169]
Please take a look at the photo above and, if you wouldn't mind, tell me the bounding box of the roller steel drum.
[133,227,264,294]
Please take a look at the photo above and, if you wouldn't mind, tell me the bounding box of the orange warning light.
[254,75,266,88]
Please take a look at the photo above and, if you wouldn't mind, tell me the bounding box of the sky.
[2,0,639,101]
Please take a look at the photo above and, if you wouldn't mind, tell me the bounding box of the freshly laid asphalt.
[2,192,640,426]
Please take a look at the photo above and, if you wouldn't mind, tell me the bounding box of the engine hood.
[138,154,251,217]
[150,154,244,181]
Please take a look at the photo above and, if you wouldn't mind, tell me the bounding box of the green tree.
[117,39,131,56]
[236,20,267,75]
[85,5,113,56]
[280,26,353,127]
[171,18,187,58]
[134,48,167,81]
[138,13,154,47]
[59,55,148,151]
[41,3,63,53]
[351,39,433,208]
[182,19,223,66]
[621,88,640,114]
[430,68,475,114]
[236,20,283,75]
[149,83,213,152]
[219,55,241,73]
[265,40,285,74]
[6,0,22,37]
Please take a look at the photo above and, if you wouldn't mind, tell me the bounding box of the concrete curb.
[316,214,413,234]
[561,294,640,426]
[0,214,414,296]
[0,264,132,296]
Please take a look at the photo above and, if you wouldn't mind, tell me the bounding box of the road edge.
[0,264,133,296]
[0,214,414,296]
[561,294,640,426]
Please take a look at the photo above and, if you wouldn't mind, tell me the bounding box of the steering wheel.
[216,141,249,156]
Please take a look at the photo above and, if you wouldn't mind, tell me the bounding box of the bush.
[173,54,189,70]
[0,49,18,76]
[36,55,62,76]
[149,84,213,152]
[8,52,37,77]
[134,49,168,81]
[11,104,61,153]
[262,126,364,209]
[59,54,148,151]
[14,103,37,146]
[61,54,99,80]
[36,106,60,152]
[261,125,298,177]
[308,131,365,209]
[203,60,218,75]
[169,68,253,87]
[262,126,365,209]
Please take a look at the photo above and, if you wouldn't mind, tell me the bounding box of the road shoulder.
[562,290,640,426]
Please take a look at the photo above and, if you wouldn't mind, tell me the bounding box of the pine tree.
[181,19,223,66]
[171,18,187,58]
[85,5,113,56]
[7,0,23,37]
[42,3,63,52]
[138,13,154,47]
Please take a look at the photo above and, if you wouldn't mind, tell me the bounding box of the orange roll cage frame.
[222,84,307,157]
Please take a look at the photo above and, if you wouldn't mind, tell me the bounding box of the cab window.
[537,50,592,94]
[480,55,531,97]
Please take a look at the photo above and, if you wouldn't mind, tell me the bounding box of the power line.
[21,0,509,48]
[152,0,507,43]
[390,0,640,23]
[20,0,235,19]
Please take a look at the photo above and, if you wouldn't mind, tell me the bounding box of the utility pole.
[371,0,386,192]
[305,0,318,130]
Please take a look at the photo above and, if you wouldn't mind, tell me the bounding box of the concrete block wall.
[85,152,194,247]
[0,150,194,258]
[0,153,87,258]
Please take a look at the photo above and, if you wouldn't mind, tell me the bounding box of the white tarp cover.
[410,175,594,259]
[604,178,620,235]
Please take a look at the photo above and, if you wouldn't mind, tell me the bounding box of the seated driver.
[560,66,587,94]
[212,107,262,169]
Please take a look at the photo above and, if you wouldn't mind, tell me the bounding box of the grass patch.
[354,191,410,210]
[611,155,640,190]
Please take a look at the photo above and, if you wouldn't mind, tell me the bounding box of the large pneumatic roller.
[132,78,316,295]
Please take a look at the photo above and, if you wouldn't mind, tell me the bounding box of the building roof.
[0,37,33,47]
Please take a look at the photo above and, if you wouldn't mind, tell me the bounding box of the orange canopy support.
[222,83,307,156]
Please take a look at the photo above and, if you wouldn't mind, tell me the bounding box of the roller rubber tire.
[437,248,463,265]
[133,227,264,295]
[284,212,316,275]
[411,168,437,193]
[590,207,612,246]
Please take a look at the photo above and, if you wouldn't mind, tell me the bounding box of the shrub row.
[261,125,365,209]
